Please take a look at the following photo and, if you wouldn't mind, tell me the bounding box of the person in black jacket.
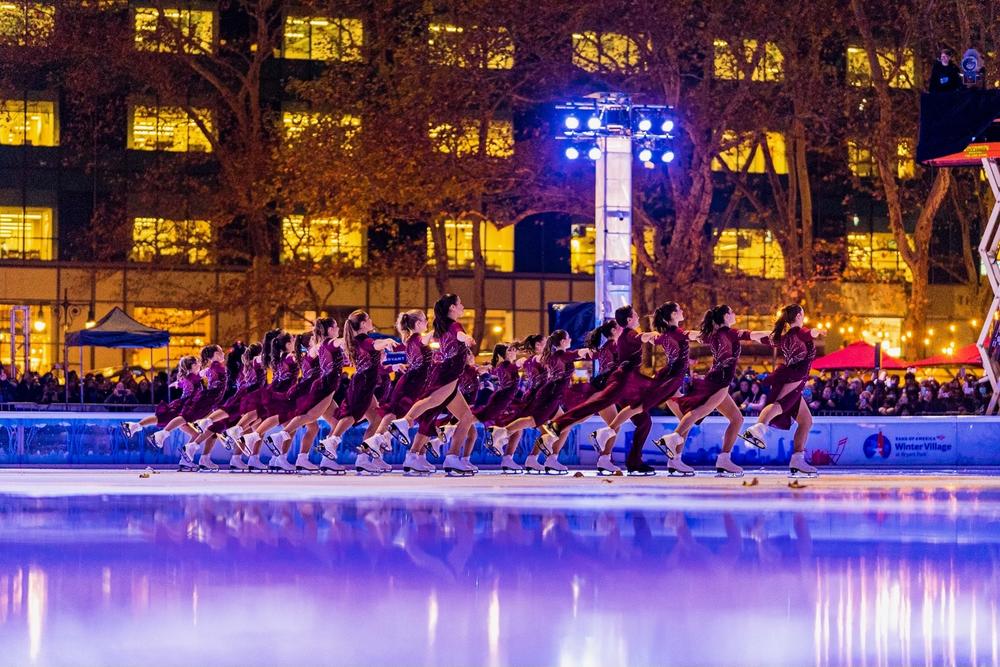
[929,48,962,92]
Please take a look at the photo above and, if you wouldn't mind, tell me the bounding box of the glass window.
[0,304,51,371]
[283,16,363,61]
[427,23,514,69]
[0,98,57,146]
[569,224,655,275]
[281,215,365,267]
[456,309,512,357]
[712,130,787,174]
[131,217,211,263]
[133,7,214,53]
[846,46,914,89]
[128,104,213,152]
[847,139,875,177]
[131,307,211,369]
[281,110,361,148]
[713,39,784,81]
[0,205,54,260]
[897,138,915,180]
[428,119,513,158]
[846,232,913,281]
[571,31,642,72]
[712,228,786,279]
[0,2,54,46]
[426,219,513,272]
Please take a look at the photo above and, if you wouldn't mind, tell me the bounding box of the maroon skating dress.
[383,334,432,417]
[637,327,690,411]
[420,321,471,397]
[758,326,816,429]
[258,354,299,419]
[472,359,519,425]
[181,361,229,422]
[417,362,480,437]
[551,327,650,431]
[280,352,321,419]
[562,340,616,412]
[234,358,269,418]
[154,371,200,427]
[209,359,265,434]
[495,356,546,427]
[316,338,345,398]
[526,349,578,425]
[676,326,751,414]
[336,334,381,422]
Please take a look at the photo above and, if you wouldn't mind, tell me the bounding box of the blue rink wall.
[0,412,998,467]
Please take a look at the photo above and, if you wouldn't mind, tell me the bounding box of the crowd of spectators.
[0,364,170,408]
[726,367,994,416]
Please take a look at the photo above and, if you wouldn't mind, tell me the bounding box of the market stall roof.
[812,341,908,371]
[65,307,170,349]
[911,343,982,367]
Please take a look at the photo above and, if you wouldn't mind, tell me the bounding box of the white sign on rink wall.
[573,415,1000,468]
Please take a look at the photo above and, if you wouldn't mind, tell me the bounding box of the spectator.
[104,382,138,410]
[929,47,962,93]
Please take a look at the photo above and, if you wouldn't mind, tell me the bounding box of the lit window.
[428,23,514,69]
[428,119,513,158]
[281,110,360,148]
[712,228,785,279]
[712,130,787,174]
[0,304,50,370]
[713,39,784,81]
[572,31,643,72]
[0,98,57,146]
[0,2,54,46]
[457,309,512,356]
[131,307,211,369]
[133,7,214,53]
[131,217,211,263]
[847,232,912,281]
[426,219,513,272]
[847,138,913,178]
[897,139,915,179]
[282,215,365,266]
[846,46,914,89]
[127,104,213,152]
[0,205,54,260]
[569,224,655,275]
[283,16,362,61]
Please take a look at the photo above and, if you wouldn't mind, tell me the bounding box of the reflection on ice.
[0,491,999,666]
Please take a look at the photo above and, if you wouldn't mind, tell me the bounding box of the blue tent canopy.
[65,307,170,349]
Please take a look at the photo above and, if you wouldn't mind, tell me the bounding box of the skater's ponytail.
[771,304,803,342]
[177,355,198,376]
[699,305,730,342]
[539,330,569,366]
[199,344,222,365]
[517,333,544,354]
[614,305,635,328]
[260,329,281,369]
[491,343,509,368]
[653,302,680,333]
[242,343,262,366]
[295,332,312,362]
[396,309,425,339]
[270,332,292,369]
[343,309,369,366]
[432,294,460,338]
[313,317,336,341]
[585,320,616,350]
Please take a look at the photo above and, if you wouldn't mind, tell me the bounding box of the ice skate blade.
[501,467,524,475]
[358,443,382,460]
[627,469,656,476]
[715,468,744,478]
[403,467,433,476]
[355,467,383,475]
[596,468,620,476]
[387,422,411,448]
[523,468,544,475]
[444,467,475,477]
[263,437,282,456]
[146,434,162,449]
[295,466,320,473]
[119,423,132,439]
[544,468,568,475]
[219,438,233,451]
[533,435,551,456]
[177,465,197,473]
[248,466,268,473]
[737,432,766,450]
[228,467,250,473]
[653,438,676,460]
[789,468,818,478]
[319,467,346,475]
[667,468,695,477]
[197,465,219,473]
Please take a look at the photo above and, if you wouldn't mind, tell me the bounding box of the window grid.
[282,16,363,61]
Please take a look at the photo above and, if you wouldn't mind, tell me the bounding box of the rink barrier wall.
[0,412,997,467]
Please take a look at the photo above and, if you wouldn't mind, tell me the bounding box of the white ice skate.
[295,452,319,473]
[316,433,341,460]
[594,427,617,452]
[714,451,744,478]
[120,421,141,439]
[356,434,383,460]
[373,455,392,473]
[426,436,443,459]
[246,454,268,473]
[149,429,169,450]
[222,425,244,453]
[596,454,621,476]
[461,456,479,474]
[229,454,249,472]
[653,432,683,459]
[500,454,523,474]
[740,422,768,450]
[269,453,296,473]
[388,418,411,447]
[666,456,695,477]
[789,451,818,477]
[443,453,475,476]
[263,430,290,456]
[240,432,261,455]
[524,456,545,474]
[536,432,558,456]
[177,445,197,472]
[403,451,432,476]
[198,454,220,472]
[194,417,214,434]
[355,453,383,475]
[319,457,347,475]
[544,453,568,475]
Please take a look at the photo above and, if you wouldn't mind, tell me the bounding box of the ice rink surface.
[2,467,1000,666]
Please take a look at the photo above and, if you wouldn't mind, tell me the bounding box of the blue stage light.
[564,116,580,130]
[661,150,675,163]
[588,146,602,160]
[587,115,602,130]
[565,146,580,159]
[661,119,674,133]
[638,148,652,162]
[638,118,652,132]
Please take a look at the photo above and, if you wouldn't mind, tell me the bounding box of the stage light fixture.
[564,115,580,130]
[638,148,653,162]
[587,115,602,130]
[588,146,602,160]
[637,118,652,132]
[661,150,675,163]
[565,146,580,159]
[661,119,674,133]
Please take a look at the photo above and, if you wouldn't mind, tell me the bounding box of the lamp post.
[556,93,676,325]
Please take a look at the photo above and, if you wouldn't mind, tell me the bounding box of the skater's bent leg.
[715,395,744,454]
[791,399,812,453]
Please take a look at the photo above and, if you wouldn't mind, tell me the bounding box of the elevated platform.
[918,89,1000,166]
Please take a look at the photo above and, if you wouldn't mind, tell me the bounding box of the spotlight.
[33,319,45,333]
[564,115,580,130]
[637,118,652,132]
[587,115,602,130]
[588,146,602,160]
[638,148,652,162]
[565,146,580,160]
[661,119,674,133]
[661,150,675,163]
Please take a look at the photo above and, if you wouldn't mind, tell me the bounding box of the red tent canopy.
[812,341,909,371]
[912,343,983,367]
